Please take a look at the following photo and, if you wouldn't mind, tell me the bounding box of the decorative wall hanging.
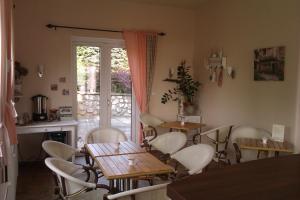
[37,64,44,78]
[14,61,28,101]
[62,89,70,95]
[205,50,234,87]
[254,46,285,81]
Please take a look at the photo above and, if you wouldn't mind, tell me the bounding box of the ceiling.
[120,0,208,9]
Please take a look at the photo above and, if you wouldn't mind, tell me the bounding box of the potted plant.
[161,61,200,115]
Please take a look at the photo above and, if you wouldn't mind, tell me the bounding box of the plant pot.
[184,103,195,115]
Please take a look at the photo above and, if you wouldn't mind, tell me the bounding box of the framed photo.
[254,46,285,81]
[59,77,66,83]
[50,84,58,91]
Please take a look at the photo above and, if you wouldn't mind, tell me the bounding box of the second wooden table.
[236,138,293,157]
[85,141,146,158]
[159,121,205,132]
[95,153,174,180]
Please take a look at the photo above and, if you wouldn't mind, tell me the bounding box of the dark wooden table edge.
[167,154,300,200]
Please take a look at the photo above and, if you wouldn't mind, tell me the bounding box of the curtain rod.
[46,24,166,36]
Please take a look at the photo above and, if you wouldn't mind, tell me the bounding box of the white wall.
[15,0,300,156]
[194,0,300,148]
[14,0,196,160]
[14,0,195,121]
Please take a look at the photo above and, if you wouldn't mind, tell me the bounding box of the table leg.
[126,178,130,190]
[193,128,202,144]
[122,179,125,191]
[215,131,219,161]
[116,179,120,192]
[199,129,202,143]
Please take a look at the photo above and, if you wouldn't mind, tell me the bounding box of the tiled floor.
[16,155,227,200]
[16,162,56,200]
[16,157,148,200]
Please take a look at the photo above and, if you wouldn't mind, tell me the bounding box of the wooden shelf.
[163,78,179,83]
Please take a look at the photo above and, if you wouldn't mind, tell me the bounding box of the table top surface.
[16,120,78,129]
[167,154,300,200]
[236,138,293,153]
[85,141,146,158]
[159,121,205,131]
[95,152,174,180]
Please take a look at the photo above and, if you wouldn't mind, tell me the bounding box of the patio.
[77,93,132,148]
[77,116,131,148]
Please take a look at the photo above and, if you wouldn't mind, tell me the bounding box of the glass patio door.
[73,38,132,147]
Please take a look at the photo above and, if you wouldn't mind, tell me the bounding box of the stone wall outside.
[77,93,131,118]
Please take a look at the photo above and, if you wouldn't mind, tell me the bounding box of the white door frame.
[71,36,137,140]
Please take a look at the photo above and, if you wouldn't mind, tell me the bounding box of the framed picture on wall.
[254,46,285,81]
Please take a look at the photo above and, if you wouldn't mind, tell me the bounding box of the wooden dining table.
[167,154,300,200]
[95,153,173,179]
[85,141,174,192]
[236,138,293,157]
[85,141,146,158]
[159,121,205,143]
[159,121,205,132]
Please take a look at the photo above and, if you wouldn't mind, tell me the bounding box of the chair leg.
[52,172,60,196]
[192,133,201,144]
[227,157,231,165]
[217,151,231,166]
[257,151,261,159]
[148,178,153,186]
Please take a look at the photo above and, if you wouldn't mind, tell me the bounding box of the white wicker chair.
[42,140,78,161]
[149,132,187,155]
[140,113,165,144]
[171,144,215,175]
[105,183,170,200]
[85,127,127,144]
[84,128,127,167]
[45,158,109,200]
[42,140,99,195]
[230,125,271,163]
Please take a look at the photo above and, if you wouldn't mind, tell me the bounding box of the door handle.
[107,99,110,106]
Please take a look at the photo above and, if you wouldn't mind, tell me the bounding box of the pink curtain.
[2,0,17,145]
[123,31,158,143]
[0,0,7,171]
[123,31,147,112]
[123,31,148,143]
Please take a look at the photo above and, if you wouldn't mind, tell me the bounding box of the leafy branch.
[161,61,200,104]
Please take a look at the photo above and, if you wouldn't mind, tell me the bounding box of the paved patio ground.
[77,116,131,148]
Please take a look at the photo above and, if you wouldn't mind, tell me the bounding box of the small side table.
[236,138,293,157]
[159,121,205,143]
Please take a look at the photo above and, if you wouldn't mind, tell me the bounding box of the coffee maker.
[32,94,48,121]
